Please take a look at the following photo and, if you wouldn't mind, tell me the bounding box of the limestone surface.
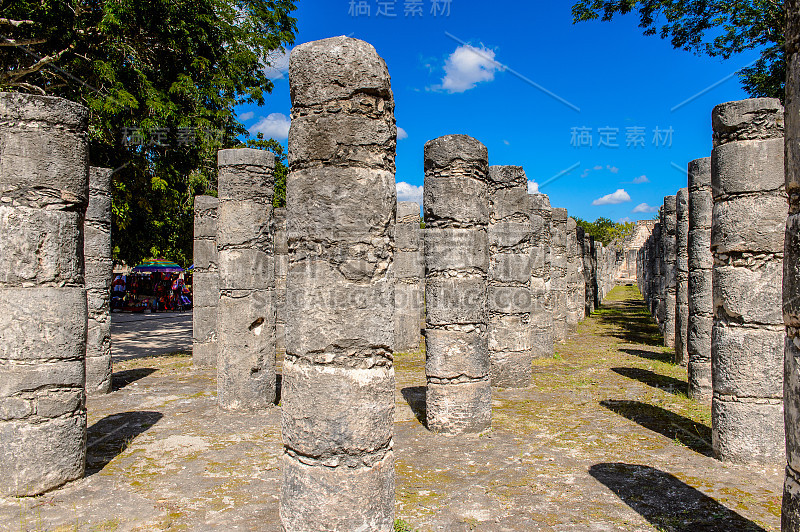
[710,98,786,465]
[0,93,89,497]
[424,134,491,434]
[192,195,219,367]
[675,188,689,366]
[282,36,397,532]
[394,201,423,353]
[550,208,568,343]
[528,193,554,359]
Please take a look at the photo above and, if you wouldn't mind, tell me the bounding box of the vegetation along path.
[0,286,782,531]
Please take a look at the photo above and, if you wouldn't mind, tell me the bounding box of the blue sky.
[236,0,759,223]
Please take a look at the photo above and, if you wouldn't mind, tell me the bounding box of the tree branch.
[0,37,47,47]
[0,18,35,27]
[0,45,72,83]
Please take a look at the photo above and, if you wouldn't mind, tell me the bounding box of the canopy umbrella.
[131,259,185,274]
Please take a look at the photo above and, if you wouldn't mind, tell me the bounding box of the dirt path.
[0,286,782,531]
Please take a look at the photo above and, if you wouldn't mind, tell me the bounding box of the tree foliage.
[573,216,635,246]
[1,0,296,266]
[572,0,785,99]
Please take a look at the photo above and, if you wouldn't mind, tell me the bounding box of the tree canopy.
[573,216,636,246]
[1,0,296,267]
[572,0,785,99]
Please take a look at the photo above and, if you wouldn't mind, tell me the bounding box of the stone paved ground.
[0,286,782,531]
[111,311,192,361]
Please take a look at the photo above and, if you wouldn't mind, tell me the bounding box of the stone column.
[274,207,287,356]
[487,166,533,388]
[281,37,396,532]
[394,201,423,353]
[711,98,786,464]
[0,93,88,497]
[661,195,678,347]
[216,148,276,411]
[688,158,713,401]
[584,234,595,316]
[551,208,568,342]
[423,134,491,434]
[650,223,662,320]
[576,226,587,322]
[192,195,219,367]
[784,4,800,522]
[85,167,113,394]
[675,187,690,366]
[529,193,553,359]
[566,217,580,331]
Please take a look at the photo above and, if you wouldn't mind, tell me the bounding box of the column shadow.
[600,400,712,456]
[112,368,157,391]
[86,411,163,475]
[589,463,767,531]
[611,367,687,396]
[401,386,427,428]
[594,298,665,347]
[621,347,673,364]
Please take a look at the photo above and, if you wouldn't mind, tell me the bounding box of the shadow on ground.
[113,368,158,391]
[620,347,673,364]
[594,298,665,347]
[401,386,427,427]
[590,463,767,531]
[86,411,163,475]
[600,400,712,456]
[611,367,687,396]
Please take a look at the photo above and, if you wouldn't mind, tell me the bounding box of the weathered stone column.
[566,217,580,331]
[216,148,276,411]
[281,37,396,531]
[675,187,690,366]
[661,195,678,347]
[650,223,662,320]
[688,158,713,401]
[487,166,533,388]
[192,195,219,367]
[394,201,423,353]
[711,98,786,464]
[576,226,587,322]
[529,193,553,359]
[274,207,287,355]
[551,208,568,342]
[0,93,88,497]
[783,4,800,523]
[584,233,596,316]
[424,134,491,434]
[85,167,113,394]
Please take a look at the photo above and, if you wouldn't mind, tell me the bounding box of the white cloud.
[396,181,423,205]
[618,216,633,223]
[503,140,511,146]
[607,165,619,174]
[592,189,631,206]
[263,48,291,80]
[397,127,408,140]
[239,111,254,122]
[249,113,291,140]
[632,175,650,184]
[632,202,659,214]
[528,180,539,194]
[593,165,603,171]
[438,44,502,93]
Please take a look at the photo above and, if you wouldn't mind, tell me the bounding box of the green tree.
[573,216,635,246]
[572,0,785,99]
[1,0,296,266]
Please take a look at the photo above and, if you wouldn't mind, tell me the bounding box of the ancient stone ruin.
[0,93,88,497]
[710,98,786,464]
[550,208,569,343]
[423,134,492,434]
[687,158,713,401]
[281,36,397,531]
[394,201,424,353]
[488,165,534,388]
[274,207,288,356]
[216,148,277,411]
[85,167,113,394]
[192,195,219,367]
[784,2,800,522]
[675,187,690,366]
[528,193,554,359]
[661,195,678,349]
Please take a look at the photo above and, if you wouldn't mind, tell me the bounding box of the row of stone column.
[637,97,787,468]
